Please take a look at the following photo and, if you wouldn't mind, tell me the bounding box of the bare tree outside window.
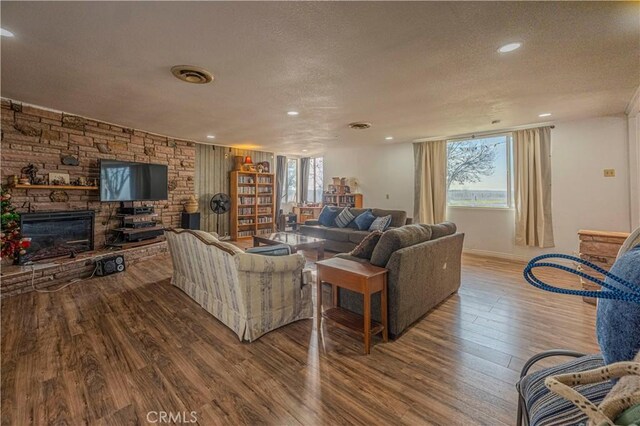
[447,136,512,208]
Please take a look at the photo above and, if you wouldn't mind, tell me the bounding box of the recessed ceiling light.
[498,42,522,53]
[287,111,299,116]
[1,28,15,38]
[538,113,552,117]
[302,149,308,152]
[385,136,393,140]
[206,135,215,139]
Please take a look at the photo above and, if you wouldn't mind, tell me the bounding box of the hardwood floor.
[1,252,599,425]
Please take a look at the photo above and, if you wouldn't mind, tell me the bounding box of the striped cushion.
[335,208,356,228]
[519,354,612,426]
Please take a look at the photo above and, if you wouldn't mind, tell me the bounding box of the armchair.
[165,228,313,342]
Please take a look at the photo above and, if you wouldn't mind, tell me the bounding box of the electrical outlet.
[604,169,616,177]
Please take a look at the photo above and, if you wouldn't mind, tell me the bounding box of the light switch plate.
[604,169,616,177]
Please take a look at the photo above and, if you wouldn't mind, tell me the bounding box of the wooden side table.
[316,257,388,354]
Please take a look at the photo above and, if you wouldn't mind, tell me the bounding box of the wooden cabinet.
[230,171,275,240]
[293,206,323,224]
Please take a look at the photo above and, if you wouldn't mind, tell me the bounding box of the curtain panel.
[275,155,287,226]
[413,141,447,224]
[300,157,310,203]
[514,126,555,247]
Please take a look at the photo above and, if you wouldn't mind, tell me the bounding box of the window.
[307,157,324,203]
[285,158,297,203]
[446,134,512,208]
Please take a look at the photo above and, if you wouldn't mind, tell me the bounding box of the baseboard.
[463,248,530,262]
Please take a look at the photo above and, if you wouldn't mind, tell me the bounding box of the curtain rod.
[413,122,555,143]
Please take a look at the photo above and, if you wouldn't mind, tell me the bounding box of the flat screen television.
[100,160,168,202]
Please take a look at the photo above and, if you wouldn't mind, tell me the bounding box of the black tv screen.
[100,160,168,202]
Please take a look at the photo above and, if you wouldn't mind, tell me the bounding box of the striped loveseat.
[165,228,313,342]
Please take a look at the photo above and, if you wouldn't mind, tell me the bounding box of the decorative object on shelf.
[49,190,69,203]
[256,163,264,173]
[233,156,244,171]
[332,177,341,185]
[48,172,70,185]
[340,177,347,186]
[257,161,270,173]
[209,192,231,236]
[18,178,30,185]
[77,177,87,186]
[349,177,360,193]
[7,175,18,187]
[184,195,199,213]
[21,164,38,184]
[61,155,80,166]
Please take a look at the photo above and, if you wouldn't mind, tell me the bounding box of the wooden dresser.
[578,229,630,304]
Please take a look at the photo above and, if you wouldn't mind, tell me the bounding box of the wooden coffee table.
[252,232,325,260]
[316,257,388,354]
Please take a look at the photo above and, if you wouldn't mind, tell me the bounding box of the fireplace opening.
[19,210,95,264]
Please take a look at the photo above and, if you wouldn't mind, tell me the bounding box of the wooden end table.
[252,232,325,261]
[316,257,388,354]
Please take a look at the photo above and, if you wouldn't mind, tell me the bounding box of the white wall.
[323,143,414,214]
[324,115,632,260]
[627,87,640,228]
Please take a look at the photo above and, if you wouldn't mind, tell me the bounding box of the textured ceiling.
[1,1,638,155]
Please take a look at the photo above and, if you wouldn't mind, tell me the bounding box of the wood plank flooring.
[1,252,599,425]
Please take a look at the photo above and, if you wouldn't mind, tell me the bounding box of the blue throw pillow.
[353,210,376,231]
[596,245,640,365]
[335,208,356,228]
[318,206,341,227]
[369,215,392,232]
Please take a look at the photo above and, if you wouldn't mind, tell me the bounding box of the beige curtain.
[413,141,447,224]
[514,126,554,247]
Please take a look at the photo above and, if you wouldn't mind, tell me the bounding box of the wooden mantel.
[578,229,630,304]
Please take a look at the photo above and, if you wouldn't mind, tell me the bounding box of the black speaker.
[95,255,126,276]
[181,212,201,230]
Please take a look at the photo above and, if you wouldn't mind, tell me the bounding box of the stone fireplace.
[20,210,95,264]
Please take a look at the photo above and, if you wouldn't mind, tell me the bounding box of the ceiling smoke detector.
[348,122,372,130]
[171,65,214,84]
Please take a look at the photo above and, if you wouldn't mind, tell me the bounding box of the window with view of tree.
[446,134,512,208]
[307,157,324,203]
[285,158,297,202]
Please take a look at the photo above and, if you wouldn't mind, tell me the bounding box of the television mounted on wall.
[100,160,168,202]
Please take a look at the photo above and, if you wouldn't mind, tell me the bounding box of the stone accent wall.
[578,229,630,305]
[0,98,195,248]
[0,241,168,298]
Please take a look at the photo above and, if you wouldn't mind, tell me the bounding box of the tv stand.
[109,206,165,248]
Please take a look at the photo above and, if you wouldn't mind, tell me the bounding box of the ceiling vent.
[348,122,372,130]
[171,65,214,84]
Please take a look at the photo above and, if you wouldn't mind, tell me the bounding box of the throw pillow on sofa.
[318,206,341,227]
[349,230,383,259]
[369,215,392,232]
[352,210,376,230]
[335,208,356,228]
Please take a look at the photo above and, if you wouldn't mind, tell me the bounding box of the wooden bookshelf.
[230,171,275,240]
[322,193,363,208]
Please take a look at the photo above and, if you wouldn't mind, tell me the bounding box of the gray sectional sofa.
[299,208,411,252]
[335,222,464,338]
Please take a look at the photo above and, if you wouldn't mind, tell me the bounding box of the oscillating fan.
[209,193,231,237]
